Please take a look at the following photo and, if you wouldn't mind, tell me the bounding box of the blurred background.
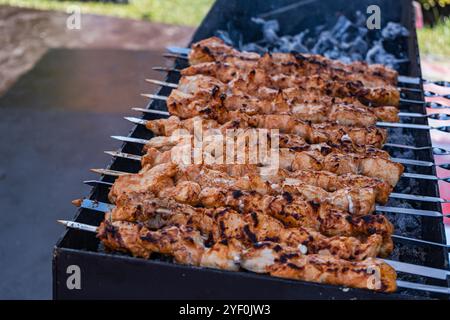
[0,0,449,96]
[0,0,448,299]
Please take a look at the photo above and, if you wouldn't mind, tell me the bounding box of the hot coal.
[216,12,409,69]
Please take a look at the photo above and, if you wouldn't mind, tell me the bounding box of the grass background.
[0,0,449,57]
[0,0,214,26]
[417,17,450,57]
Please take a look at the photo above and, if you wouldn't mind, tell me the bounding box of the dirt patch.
[0,5,195,95]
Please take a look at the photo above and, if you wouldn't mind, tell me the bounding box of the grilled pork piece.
[110,161,377,215]
[102,203,387,261]
[112,188,393,257]
[281,170,392,204]
[107,163,394,254]
[140,141,403,187]
[188,36,398,87]
[187,39,399,106]
[180,65,399,113]
[143,132,391,160]
[171,73,399,124]
[181,63,398,110]
[240,242,397,292]
[97,220,396,292]
[180,65,399,107]
[135,136,395,201]
[169,75,399,124]
[146,113,387,149]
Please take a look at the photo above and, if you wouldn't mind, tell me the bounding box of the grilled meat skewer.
[109,162,378,215]
[145,112,388,149]
[119,133,394,204]
[179,64,399,108]
[142,130,391,159]
[141,137,403,187]
[189,36,398,87]
[241,242,397,292]
[103,202,386,262]
[97,219,396,292]
[112,185,393,254]
[165,74,399,125]
[284,170,392,204]
[186,40,399,106]
[108,163,394,252]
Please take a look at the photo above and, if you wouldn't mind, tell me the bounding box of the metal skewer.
[377,121,450,132]
[396,281,450,295]
[163,53,187,60]
[401,172,450,182]
[392,234,450,248]
[398,112,450,120]
[57,219,98,233]
[152,66,181,73]
[388,192,450,204]
[397,75,422,86]
[57,219,450,291]
[84,180,113,187]
[399,98,425,105]
[384,259,450,280]
[91,168,129,176]
[165,47,190,55]
[141,93,168,101]
[145,79,178,88]
[383,143,450,155]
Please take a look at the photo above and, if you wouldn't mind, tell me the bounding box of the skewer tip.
[57,219,69,226]
[57,220,99,233]
[124,116,148,126]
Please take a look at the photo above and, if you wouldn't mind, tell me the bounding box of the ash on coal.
[216,12,409,70]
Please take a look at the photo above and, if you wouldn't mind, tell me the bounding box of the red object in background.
[427,94,450,226]
[413,1,424,29]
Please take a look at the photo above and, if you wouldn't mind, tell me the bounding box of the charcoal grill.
[53,0,450,299]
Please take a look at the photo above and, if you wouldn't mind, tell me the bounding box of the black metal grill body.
[53,0,449,299]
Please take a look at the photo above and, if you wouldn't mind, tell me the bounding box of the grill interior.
[54,0,450,299]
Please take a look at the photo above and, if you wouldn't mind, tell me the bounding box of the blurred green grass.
[417,17,450,58]
[1,0,449,58]
[0,0,214,26]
